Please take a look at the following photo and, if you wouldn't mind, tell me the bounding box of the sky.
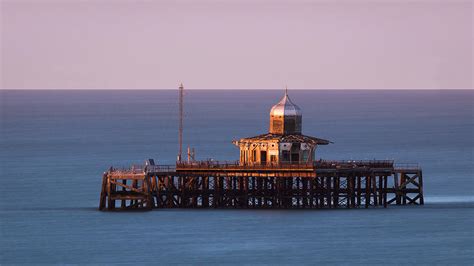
[0,0,472,89]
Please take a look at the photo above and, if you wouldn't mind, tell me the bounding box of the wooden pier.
[99,160,423,211]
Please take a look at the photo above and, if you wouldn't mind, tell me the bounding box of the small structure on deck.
[233,89,331,165]
[99,85,424,211]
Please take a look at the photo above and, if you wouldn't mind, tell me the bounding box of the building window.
[302,150,309,162]
[260,151,267,163]
[270,155,277,162]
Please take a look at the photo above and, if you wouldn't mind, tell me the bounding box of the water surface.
[1,90,473,264]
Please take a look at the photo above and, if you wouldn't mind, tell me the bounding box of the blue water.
[1,89,473,264]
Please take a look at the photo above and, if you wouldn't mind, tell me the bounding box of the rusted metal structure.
[98,86,424,211]
[99,161,423,210]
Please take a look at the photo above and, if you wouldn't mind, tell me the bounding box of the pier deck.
[99,160,423,211]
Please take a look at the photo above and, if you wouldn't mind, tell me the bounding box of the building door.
[290,143,300,163]
[291,153,299,163]
[260,151,267,164]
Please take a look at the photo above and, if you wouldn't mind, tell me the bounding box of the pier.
[99,86,424,211]
[99,160,423,210]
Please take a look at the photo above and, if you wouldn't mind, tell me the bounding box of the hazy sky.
[1,0,472,89]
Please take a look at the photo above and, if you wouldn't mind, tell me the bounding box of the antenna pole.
[178,83,184,162]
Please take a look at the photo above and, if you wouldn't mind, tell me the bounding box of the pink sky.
[1,0,472,89]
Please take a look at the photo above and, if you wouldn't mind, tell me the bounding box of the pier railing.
[315,160,394,169]
[175,160,395,171]
[145,165,177,173]
[107,165,176,175]
[176,161,315,171]
[394,163,421,171]
[107,160,399,175]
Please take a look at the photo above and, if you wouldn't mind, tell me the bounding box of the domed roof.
[270,89,302,117]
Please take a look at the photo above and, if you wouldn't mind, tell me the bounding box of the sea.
[0,89,473,264]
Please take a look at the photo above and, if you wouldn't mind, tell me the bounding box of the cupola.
[269,89,302,135]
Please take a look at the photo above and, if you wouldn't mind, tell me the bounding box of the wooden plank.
[365,175,370,208]
[109,173,146,180]
[419,171,424,205]
[99,173,107,211]
[109,180,146,194]
[107,175,114,210]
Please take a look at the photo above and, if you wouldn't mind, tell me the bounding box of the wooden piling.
[99,160,423,211]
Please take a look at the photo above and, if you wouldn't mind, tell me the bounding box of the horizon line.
[1,88,473,91]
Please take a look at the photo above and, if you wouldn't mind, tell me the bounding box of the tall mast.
[178,83,184,162]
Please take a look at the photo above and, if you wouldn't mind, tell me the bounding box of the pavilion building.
[233,90,331,165]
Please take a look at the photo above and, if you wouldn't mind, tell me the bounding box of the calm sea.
[1,89,473,264]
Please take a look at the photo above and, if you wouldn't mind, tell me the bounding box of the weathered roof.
[270,90,302,117]
[234,133,332,145]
